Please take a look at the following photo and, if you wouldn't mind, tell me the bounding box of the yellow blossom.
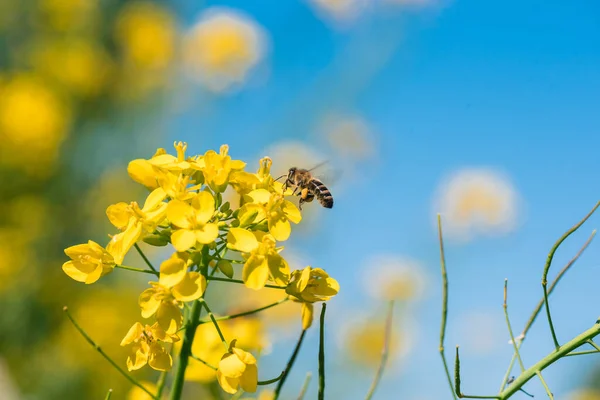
[167,191,219,252]
[227,229,290,290]
[216,339,258,394]
[195,145,245,193]
[238,189,301,241]
[286,266,339,329]
[120,322,178,371]
[62,240,116,284]
[230,156,283,196]
[127,381,158,400]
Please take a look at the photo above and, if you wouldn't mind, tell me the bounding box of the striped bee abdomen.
[308,179,333,208]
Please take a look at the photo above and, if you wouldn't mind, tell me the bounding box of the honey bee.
[281,166,334,210]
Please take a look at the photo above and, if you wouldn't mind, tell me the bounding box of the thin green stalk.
[587,339,600,351]
[115,264,159,276]
[454,346,500,399]
[365,301,394,400]
[190,354,217,370]
[498,229,596,392]
[197,298,289,325]
[503,280,525,373]
[169,300,202,400]
[63,307,157,400]
[134,243,157,272]
[541,201,600,351]
[500,321,600,399]
[437,214,458,400]
[318,303,327,400]
[156,370,167,399]
[565,349,600,357]
[536,371,554,399]
[200,299,228,347]
[206,276,286,289]
[258,370,285,385]
[273,329,308,400]
[104,389,113,400]
[297,373,312,400]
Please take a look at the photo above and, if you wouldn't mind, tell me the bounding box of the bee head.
[288,167,297,177]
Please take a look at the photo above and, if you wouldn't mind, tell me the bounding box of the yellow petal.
[167,200,193,229]
[106,202,131,230]
[159,255,187,288]
[298,267,312,293]
[219,353,246,378]
[120,322,144,346]
[247,189,271,204]
[231,347,257,365]
[301,303,314,330]
[227,228,258,253]
[281,200,302,224]
[267,254,290,286]
[217,369,240,394]
[128,159,159,189]
[143,187,167,211]
[238,204,265,227]
[148,343,173,371]
[172,272,206,302]
[194,224,219,244]
[268,214,291,242]
[156,302,182,335]
[139,288,161,318]
[127,343,149,371]
[171,229,197,252]
[191,191,215,224]
[242,256,269,291]
[239,363,258,393]
[62,261,94,283]
[84,263,103,284]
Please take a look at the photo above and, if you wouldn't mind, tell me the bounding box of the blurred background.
[1,0,600,399]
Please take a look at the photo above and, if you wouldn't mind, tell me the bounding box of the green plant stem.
[541,201,600,351]
[297,373,312,400]
[156,370,167,399]
[190,354,217,370]
[536,371,554,399]
[437,214,458,400]
[104,389,113,400]
[115,264,159,276]
[134,243,157,272]
[365,300,394,400]
[205,276,286,289]
[200,299,228,347]
[565,349,600,357]
[587,339,600,351]
[258,370,285,385]
[503,280,525,373]
[318,303,327,400]
[499,321,600,399]
[454,346,500,399]
[169,300,202,400]
[197,298,289,325]
[273,329,307,400]
[63,307,157,399]
[498,229,596,392]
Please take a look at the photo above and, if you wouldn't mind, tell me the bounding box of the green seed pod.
[216,260,234,278]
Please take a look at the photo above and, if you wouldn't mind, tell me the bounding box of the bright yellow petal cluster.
[217,339,258,394]
[196,145,246,193]
[120,322,178,371]
[167,191,219,251]
[62,240,116,284]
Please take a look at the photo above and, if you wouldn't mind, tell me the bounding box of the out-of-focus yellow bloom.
[227,229,290,290]
[240,390,274,400]
[343,319,402,367]
[565,389,600,400]
[322,114,375,160]
[195,145,245,193]
[307,0,367,26]
[32,38,113,97]
[434,168,519,241]
[167,191,219,252]
[286,266,339,329]
[127,381,158,400]
[217,339,258,394]
[0,74,71,173]
[183,8,267,92]
[115,2,176,70]
[40,0,99,32]
[106,188,168,263]
[62,240,116,284]
[363,255,426,301]
[238,189,301,241]
[120,322,178,371]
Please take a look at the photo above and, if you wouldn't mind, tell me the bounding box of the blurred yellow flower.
[341,317,403,367]
[183,7,267,92]
[217,339,258,394]
[120,322,178,371]
[434,168,519,241]
[0,74,71,173]
[167,191,219,252]
[322,114,376,161]
[307,0,368,26]
[363,255,426,301]
[62,240,116,284]
[565,389,600,400]
[127,381,158,400]
[40,0,99,32]
[115,1,177,70]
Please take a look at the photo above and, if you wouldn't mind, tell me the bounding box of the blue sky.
[151,0,600,398]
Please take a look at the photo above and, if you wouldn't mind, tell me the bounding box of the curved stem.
[200,299,228,348]
[134,243,157,272]
[273,329,307,400]
[454,346,500,399]
[206,276,286,289]
[115,264,159,276]
[258,370,285,385]
[318,303,327,400]
[197,298,289,325]
[503,280,525,373]
[190,354,217,370]
[365,301,394,400]
[297,373,312,400]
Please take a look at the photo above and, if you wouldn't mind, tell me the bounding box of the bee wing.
[313,165,343,188]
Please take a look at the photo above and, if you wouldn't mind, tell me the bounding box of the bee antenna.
[308,160,329,172]
[274,174,287,182]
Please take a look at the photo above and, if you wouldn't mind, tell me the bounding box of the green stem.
[190,354,217,370]
[273,329,307,400]
[318,303,326,400]
[104,389,113,400]
[197,298,289,325]
[205,276,286,289]
[365,301,394,400]
[587,339,600,351]
[454,346,500,399]
[503,280,525,373]
[115,264,159,276]
[63,307,157,399]
[258,370,285,385]
[135,243,157,272]
[535,371,554,399]
[499,321,600,399]
[297,373,312,400]
[565,349,600,357]
[156,370,167,399]
[541,201,600,351]
[200,299,228,347]
[169,300,202,400]
[437,215,458,400]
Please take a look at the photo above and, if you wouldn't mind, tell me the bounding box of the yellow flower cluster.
[62,142,339,395]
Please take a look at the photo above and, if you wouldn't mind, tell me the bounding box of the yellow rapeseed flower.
[286,266,339,329]
[227,229,290,290]
[120,322,178,371]
[216,339,258,394]
[62,240,116,284]
[167,191,219,252]
[195,145,245,193]
[230,157,283,196]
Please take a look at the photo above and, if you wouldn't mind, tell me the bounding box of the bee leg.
[298,198,304,210]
